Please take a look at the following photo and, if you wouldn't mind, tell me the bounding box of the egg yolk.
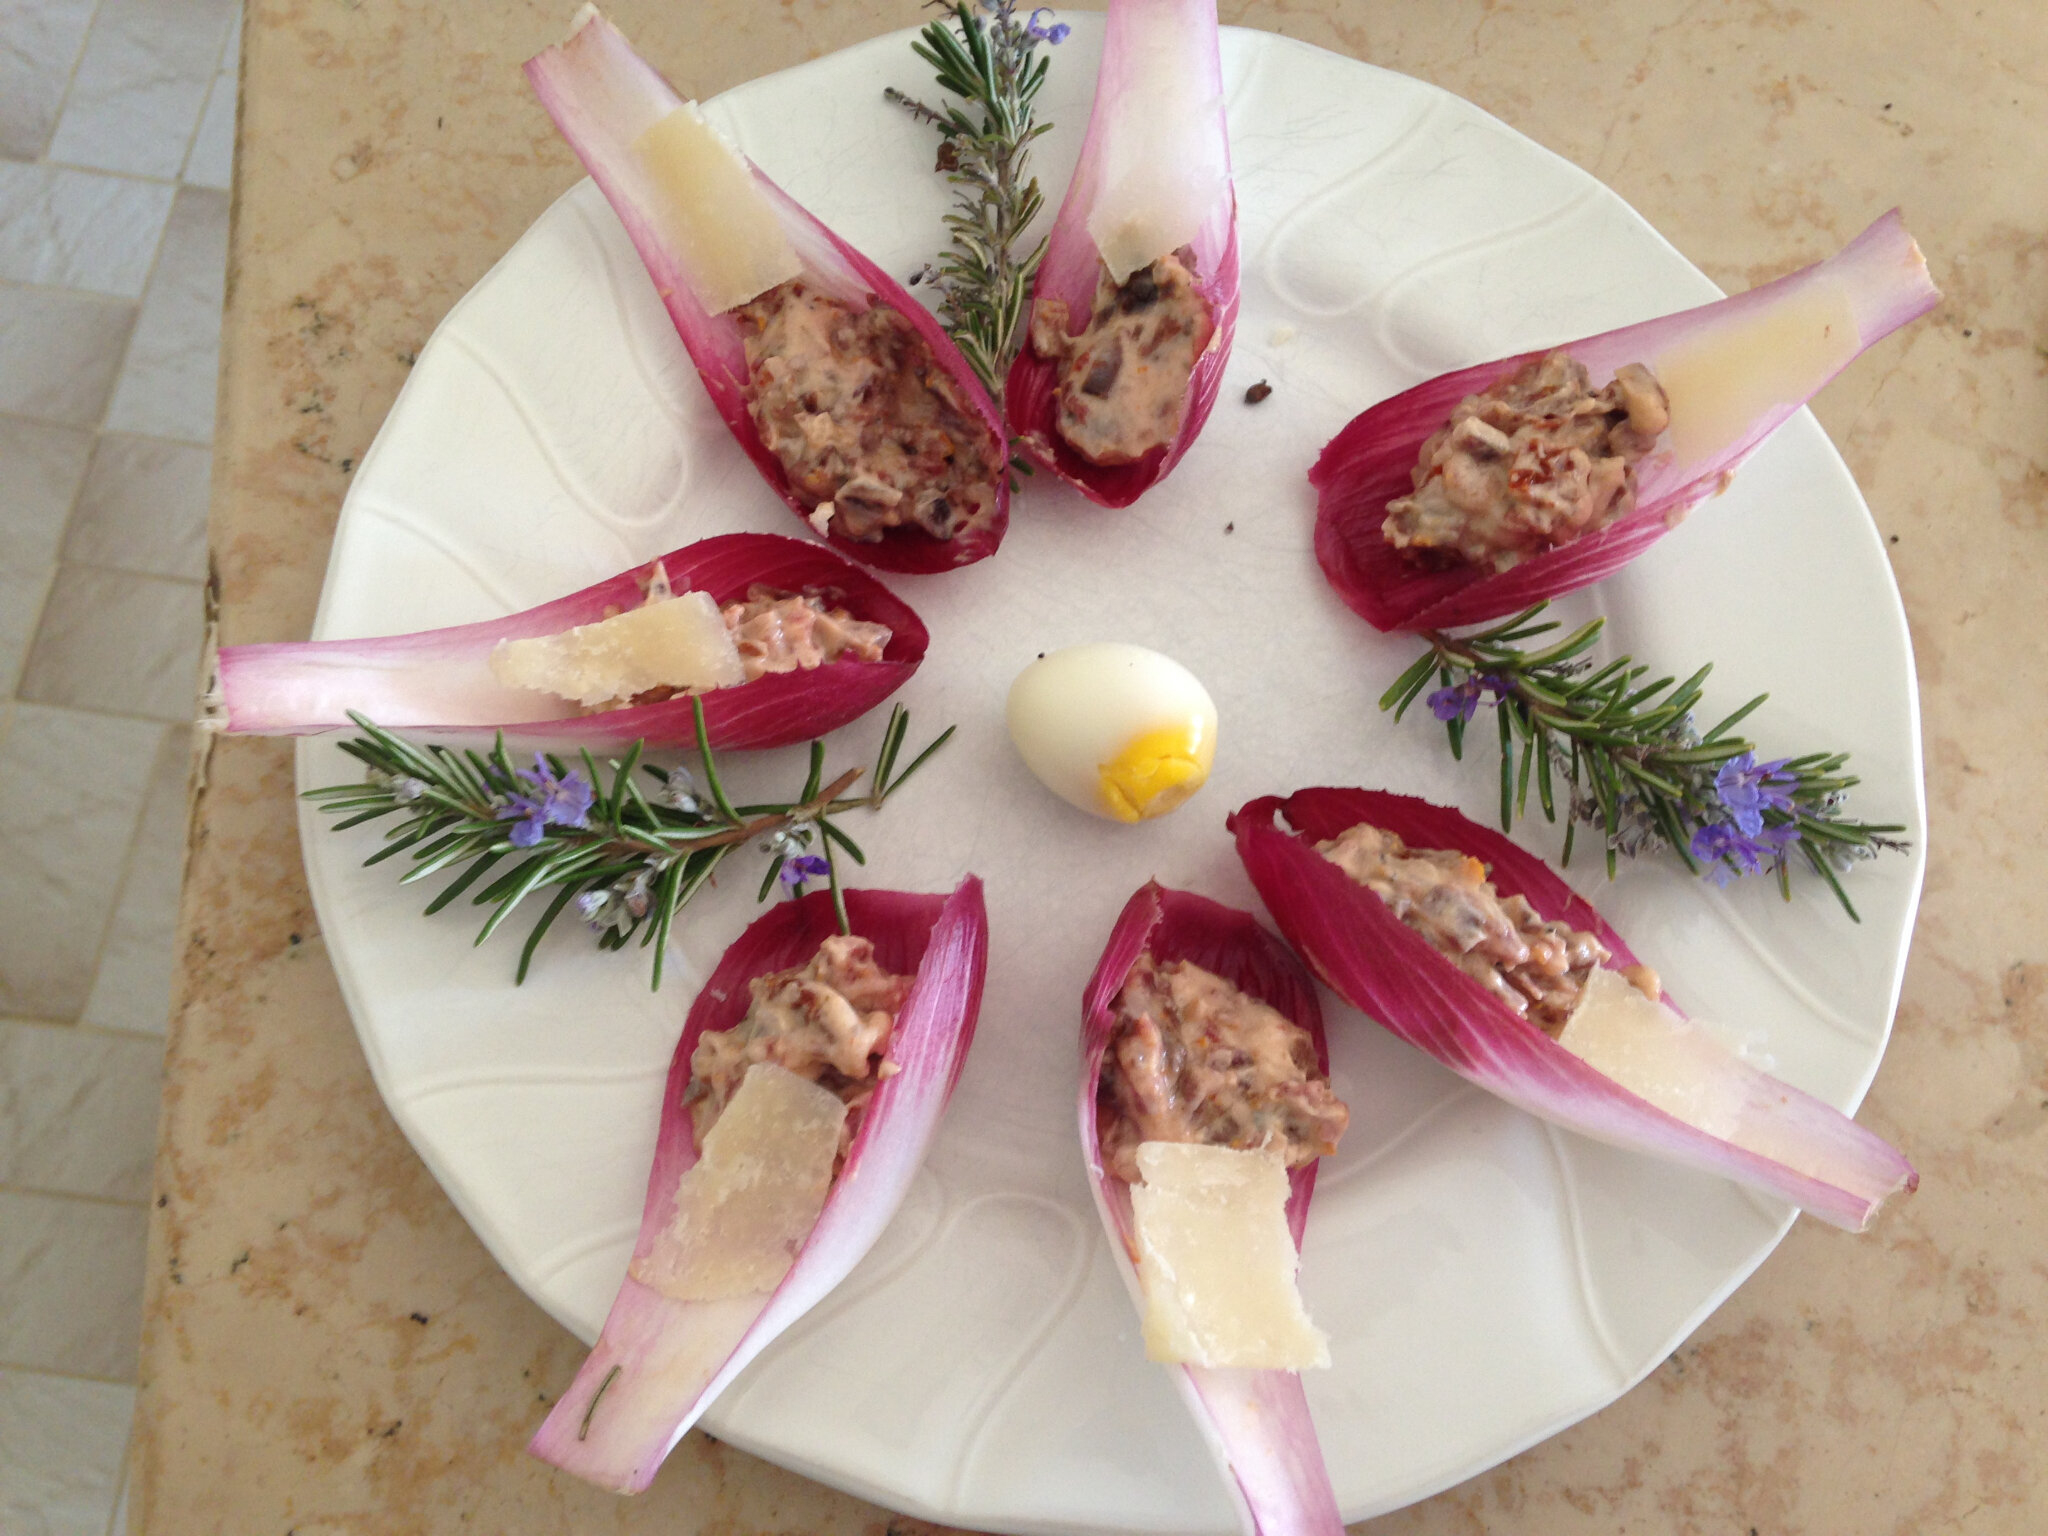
[1097,724,1215,823]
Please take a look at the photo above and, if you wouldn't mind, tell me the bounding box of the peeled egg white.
[1005,643,1218,823]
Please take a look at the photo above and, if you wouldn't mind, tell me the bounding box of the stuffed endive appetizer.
[1313,211,1939,631]
[530,879,988,1491]
[207,533,925,750]
[1232,788,1915,1231]
[1005,0,1239,506]
[1082,883,1347,1535]
[528,8,1009,572]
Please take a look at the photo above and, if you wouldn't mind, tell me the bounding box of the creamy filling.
[1029,252,1215,466]
[722,584,891,676]
[1317,821,1659,1035]
[687,933,914,1160]
[1098,954,1348,1185]
[1384,352,1671,572]
[737,279,1000,544]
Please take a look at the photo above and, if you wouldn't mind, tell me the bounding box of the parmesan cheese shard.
[488,591,745,708]
[1130,1141,1329,1370]
[635,104,803,315]
[1082,3,1229,284]
[1558,968,1826,1172]
[1556,968,1750,1138]
[629,1062,846,1303]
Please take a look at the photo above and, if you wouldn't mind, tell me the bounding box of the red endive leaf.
[1004,0,1240,507]
[526,9,1007,573]
[208,532,926,749]
[1313,211,1940,630]
[529,878,988,1492]
[1231,789,1916,1231]
[1080,883,1344,1536]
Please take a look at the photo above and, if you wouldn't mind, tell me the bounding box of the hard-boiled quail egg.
[1005,643,1218,823]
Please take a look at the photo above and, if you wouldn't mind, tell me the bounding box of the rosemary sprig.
[887,1,1060,396]
[1381,603,1908,918]
[302,700,955,988]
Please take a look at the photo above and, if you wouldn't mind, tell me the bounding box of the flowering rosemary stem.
[1380,603,1908,918]
[887,2,1061,395]
[303,700,954,988]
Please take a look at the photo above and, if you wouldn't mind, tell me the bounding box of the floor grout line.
[105,1441,132,1536]
[0,413,218,453]
[1,1012,167,1036]
[6,696,204,729]
[0,273,142,307]
[32,561,207,589]
[9,158,190,192]
[1,1016,173,1043]
[0,1184,151,1211]
[71,724,178,1006]
[37,158,195,192]
[38,0,112,170]
[0,1360,141,1390]
[0,410,212,446]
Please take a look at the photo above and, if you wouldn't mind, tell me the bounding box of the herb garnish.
[887,2,1062,395]
[304,700,953,987]
[1381,603,1908,917]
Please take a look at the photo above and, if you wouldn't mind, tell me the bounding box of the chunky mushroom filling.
[1318,821,1660,1035]
[1098,954,1348,1185]
[1384,352,1671,572]
[736,279,1000,544]
[1029,253,1216,466]
[687,933,914,1160]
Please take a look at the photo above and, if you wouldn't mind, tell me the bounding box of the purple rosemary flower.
[780,853,831,889]
[1428,672,1507,723]
[1714,751,1798,836]
[1691,819,1801,884]
[1026,8,1070,43]
[497,754,594,848]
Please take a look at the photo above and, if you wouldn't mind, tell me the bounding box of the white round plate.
[299,20,1923,1533]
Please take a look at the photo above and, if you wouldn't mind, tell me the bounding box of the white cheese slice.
[1130,1141,1329,1370]
[488,590,746,708]
[1556,968,1754,1140]
[1083,6,1229,283]
[629,1062,846,1303]
[635,104,803,314]
[1651,278,1860,466]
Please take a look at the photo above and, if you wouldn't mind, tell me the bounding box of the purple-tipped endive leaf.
[529,879,988,1492]
[526,8,1008,573]
[1313,210,1940,630]
[206,533,926,750]
[1231,789,1916,1232]
[1005,0,1240,506]
[1080,883,1344,1536]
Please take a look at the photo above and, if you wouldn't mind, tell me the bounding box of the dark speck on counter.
[1244,380,1273,404]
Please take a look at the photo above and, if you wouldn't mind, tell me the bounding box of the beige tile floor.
[0,0,239,1530]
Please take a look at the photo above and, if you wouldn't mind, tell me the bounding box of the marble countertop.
[135,1,2045,1531]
